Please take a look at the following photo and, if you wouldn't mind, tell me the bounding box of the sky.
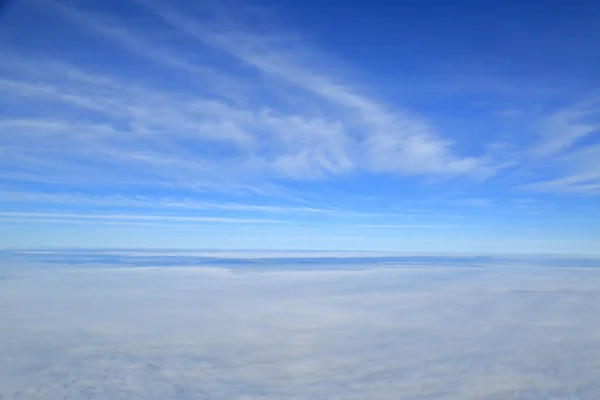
[0,0,599,253]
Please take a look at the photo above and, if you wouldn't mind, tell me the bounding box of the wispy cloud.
[523,152,600,194]
[0,211,282,224]
[140,0,493,178]
[0,0,502,195]
[0,190,352,215]
[38,0,246,103]
[531,103,600,158]
[351,224,462,229]
[523,102,600,194]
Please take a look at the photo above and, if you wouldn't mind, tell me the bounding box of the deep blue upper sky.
[0,0,599,253]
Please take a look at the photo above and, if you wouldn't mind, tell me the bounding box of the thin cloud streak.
[0,211,283,224]
[352,224,463,229]
[531,103,600,158]
[0,190,399,217]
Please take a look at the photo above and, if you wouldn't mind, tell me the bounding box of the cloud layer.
[2,255,600,399]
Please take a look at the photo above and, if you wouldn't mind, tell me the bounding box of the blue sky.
[0,0,599,253]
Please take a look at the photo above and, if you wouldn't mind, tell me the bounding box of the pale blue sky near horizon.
[0,0,599,254]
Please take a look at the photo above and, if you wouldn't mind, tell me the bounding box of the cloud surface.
[2,253,600,399]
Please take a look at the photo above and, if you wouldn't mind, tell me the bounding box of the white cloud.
[142,1,489,178]
[0,189,410,217]
[0,211,282,224]
[6,0,599,200]
[351,224,462,229]
[524,172,600,195]
[0,0,498,192]
[2,258,600,398]
[512,101,600,194]
[524,107,600,194]
[531,104,600,158]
